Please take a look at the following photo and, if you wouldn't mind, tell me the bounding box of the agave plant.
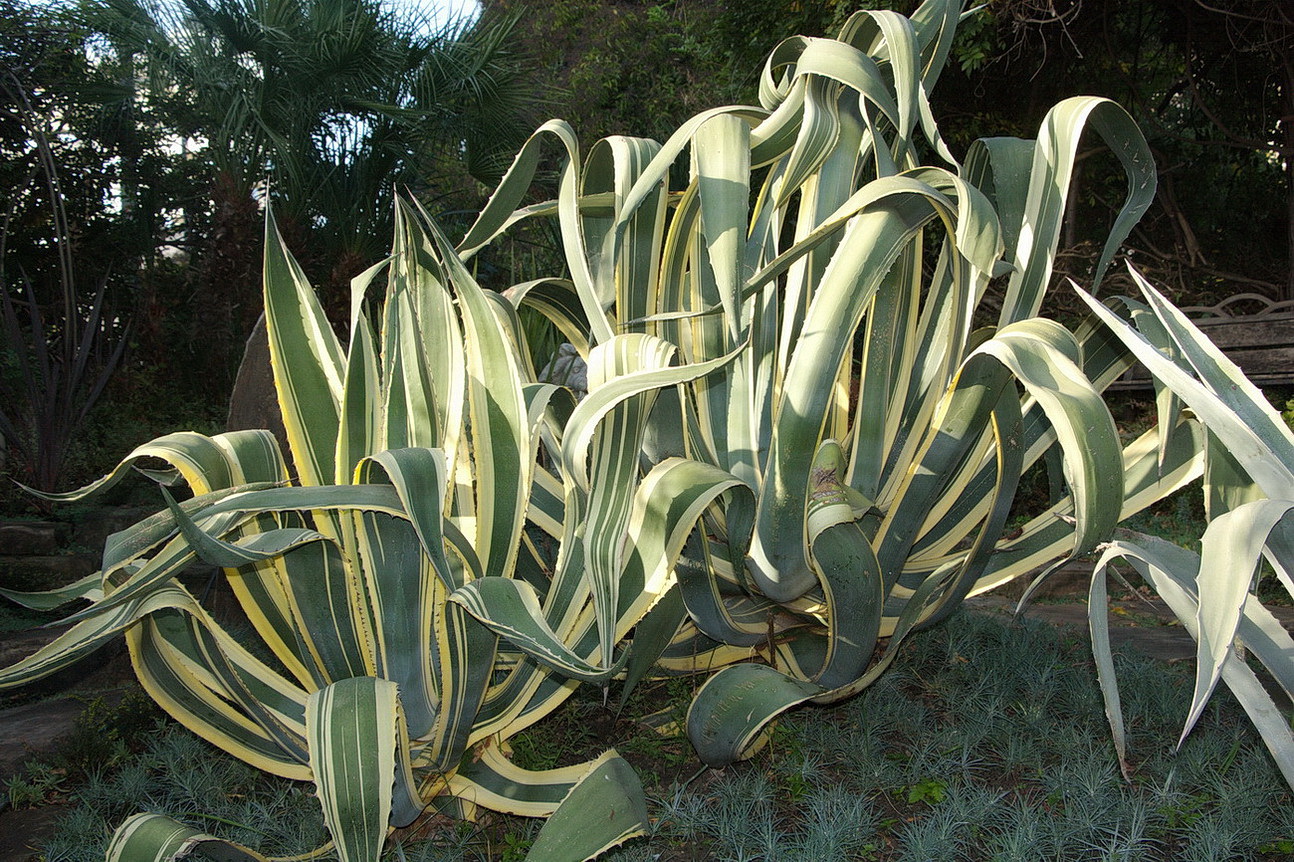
[8,5,1283,859]
[447,0,1205,767]
[0,200,744,860]
[1079,269,1294,789]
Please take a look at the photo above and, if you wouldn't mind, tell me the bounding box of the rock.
[0,522,69,557]
[0,626,118,705]
[226,313,289,459]
[0,556,96,594]
[539,343,588,393]
[70,507,154,561]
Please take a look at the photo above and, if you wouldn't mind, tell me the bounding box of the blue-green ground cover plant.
[23,609,1294,861]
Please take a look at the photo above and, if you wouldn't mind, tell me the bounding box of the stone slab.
[69,507,154,560]
[0,523,68,557]
[0,556,96,594]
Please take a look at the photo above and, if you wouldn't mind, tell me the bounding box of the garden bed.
[3,604,1291,862]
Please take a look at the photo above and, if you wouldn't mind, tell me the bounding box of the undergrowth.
[21,609,1293,861]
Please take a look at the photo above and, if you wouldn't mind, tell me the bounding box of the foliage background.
[487,0,1289,305]
[0,0,1290,501]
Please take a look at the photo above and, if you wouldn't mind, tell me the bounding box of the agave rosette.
[0,201,743,860]
[451,0,1205,768]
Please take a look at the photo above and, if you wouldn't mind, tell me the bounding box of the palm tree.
[82,0,538,322]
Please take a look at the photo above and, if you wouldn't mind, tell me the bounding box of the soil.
[0,634,136,862]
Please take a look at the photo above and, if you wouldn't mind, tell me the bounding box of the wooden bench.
[1109,293,1294,390]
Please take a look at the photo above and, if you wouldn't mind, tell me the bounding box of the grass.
[15,608,1292,861]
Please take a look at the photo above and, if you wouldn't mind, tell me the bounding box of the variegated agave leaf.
[443,0,1187,771]
[1,204,695,859]
[1079,270,1294,791]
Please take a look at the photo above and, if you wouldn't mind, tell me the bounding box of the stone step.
[0,522,69,557]
[68,506,155,559]
[0,556,97,594]
[0,625,120,708]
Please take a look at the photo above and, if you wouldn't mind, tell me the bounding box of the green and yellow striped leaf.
[306,677,404,862]
[526,750,651,861]
[106,812,271,862]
